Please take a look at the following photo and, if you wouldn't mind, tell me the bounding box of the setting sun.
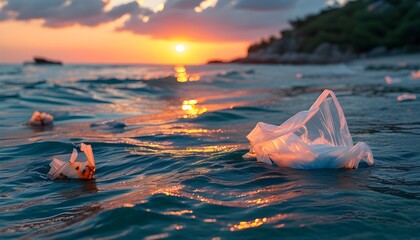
[176,44,185,53]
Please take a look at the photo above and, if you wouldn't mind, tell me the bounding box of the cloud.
[233,0,296,12]
[118,0,323,41]
[0,0,328,42]
[0,0,151,27]
[170,0,202,9]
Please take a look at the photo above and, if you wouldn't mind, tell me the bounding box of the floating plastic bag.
[48,143,96,179]
[29,111,53,126]
[244,89,374,169]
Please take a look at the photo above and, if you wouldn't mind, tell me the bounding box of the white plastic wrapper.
[244,89,374,169]
[29,111,53,126]
[48,143,96,179]
[411,70,420,79]
[397,93,416,102]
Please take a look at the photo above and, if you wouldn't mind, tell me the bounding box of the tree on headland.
[247,0,420,56]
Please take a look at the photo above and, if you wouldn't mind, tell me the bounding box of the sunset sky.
[0,0,340,65]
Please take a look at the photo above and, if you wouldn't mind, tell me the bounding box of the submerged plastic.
[48,143,96,179]
[244,89,374,169]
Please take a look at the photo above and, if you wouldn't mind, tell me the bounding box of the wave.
[1,63,420,239]
[78,78,142,84]
[0,67,22,76]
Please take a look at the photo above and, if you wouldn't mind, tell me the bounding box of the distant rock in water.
[24,57,63,65]
[207,60,225,64]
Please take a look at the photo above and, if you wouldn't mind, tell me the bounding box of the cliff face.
[233,0,420,64]
[235,42,356,64]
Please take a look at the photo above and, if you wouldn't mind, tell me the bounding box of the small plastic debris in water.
[411,70,420,79]
[384,75,402,85]
[29,111,53,126]
[385,75,393,84]
[397,93,416,102]
[48,143,96,180]
[295,73,304,79]
[243,89,374,169]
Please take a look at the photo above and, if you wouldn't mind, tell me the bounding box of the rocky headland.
[210,0,420,65]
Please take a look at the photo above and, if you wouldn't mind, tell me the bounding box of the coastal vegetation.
[239,0,420,64]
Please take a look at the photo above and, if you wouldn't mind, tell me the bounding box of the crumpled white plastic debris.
[385,75,394,84]
[243,89,374,169]
[295,73,304,79]
[28,111,53,126]
[48,143,96,179]
[397,93,416,102]
[411,70,420,79]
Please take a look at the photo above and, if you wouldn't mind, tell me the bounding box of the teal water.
[0,60,419,239]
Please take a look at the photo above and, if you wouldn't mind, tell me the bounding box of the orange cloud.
[0,0,328,64]
[0,0,327,42]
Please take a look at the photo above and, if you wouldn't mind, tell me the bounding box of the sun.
[176,44,185,53]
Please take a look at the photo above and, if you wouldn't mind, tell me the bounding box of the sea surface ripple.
[0,57,419,239]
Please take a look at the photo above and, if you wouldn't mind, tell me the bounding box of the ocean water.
[0,57,419,239]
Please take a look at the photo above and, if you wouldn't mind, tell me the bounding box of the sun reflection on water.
[229,214,290,232]
[174,65,200,82]
[182,99,207,118]
[163,209,193,216]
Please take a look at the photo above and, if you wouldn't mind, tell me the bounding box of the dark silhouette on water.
[24,57,63,65]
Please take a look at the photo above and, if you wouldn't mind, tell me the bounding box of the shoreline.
[208,53,420,66]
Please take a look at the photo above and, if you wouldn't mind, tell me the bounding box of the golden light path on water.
[181,99,208,118]
[174,65,201,82]
[0,63,303,236]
